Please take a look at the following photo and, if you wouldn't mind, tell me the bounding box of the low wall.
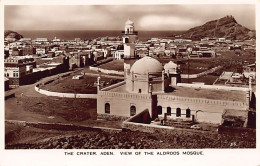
[5,93,15,100]
[122,118,212,135]
[82,72,124,79]
[97,114,128,121]
[34,69,97,99]
[92,58,114,67]
[177,83,249,91]
[89,66,124,76]
[6,120,95,131]
[181,66,222,78]
[61,73,71,78]
[124,109,151,124]
[5,120,121,132]
[122,109,213,135]
[100,81,125,91]
[35,85,97,99]
[44,79,55,85]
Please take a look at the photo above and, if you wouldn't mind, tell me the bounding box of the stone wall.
[6,120,122,133]
[92,58,113,67]
[122,117,212,135]
[35,71,97,99]
[89,66,124,75]
[124,109,151,124]
[5,93,15,100]
[35,85,97,99]
[5,120,96,131]
[100,81,126,91]
[97,113,128,121]
[177,83,249,91]
[181,66,222,78]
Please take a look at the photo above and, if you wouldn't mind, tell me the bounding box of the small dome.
[164,61,177,70]
[130,56,163,75]
[125,19,134,26]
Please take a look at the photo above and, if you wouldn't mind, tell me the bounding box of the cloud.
[4,5,255,30]
[138,15,200,30]
[5,6,114,30]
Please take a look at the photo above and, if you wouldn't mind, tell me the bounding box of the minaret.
[122,18,138,59]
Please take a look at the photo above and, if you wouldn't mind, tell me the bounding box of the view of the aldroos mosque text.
[4,4,256,149]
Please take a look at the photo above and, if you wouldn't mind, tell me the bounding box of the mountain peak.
[182,15,254,40]
[4,30,23,40]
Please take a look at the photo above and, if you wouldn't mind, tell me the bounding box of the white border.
[0,0,259,166]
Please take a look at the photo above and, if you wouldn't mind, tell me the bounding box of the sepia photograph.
[3,2,256,152]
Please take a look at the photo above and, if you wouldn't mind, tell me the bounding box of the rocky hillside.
[4,30,23,40]
[6,123,256,149]
[182,15,255,40]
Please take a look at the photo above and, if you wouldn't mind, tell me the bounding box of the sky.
[4,4,255,31]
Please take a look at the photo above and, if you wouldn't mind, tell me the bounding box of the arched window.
[130,105,136,116]
[105,103,110,114]
[186,108,191,118]
[157,106,162,115]
[167,107,171,116]
[176,108,181,117]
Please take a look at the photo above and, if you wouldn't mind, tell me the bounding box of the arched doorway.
[157,106,162,115]
[125,37,129,43]
[130,105,136,116]
[176,108,181,117]
[186,108,191,118]
[167,107,171,116]
[105,103,110,114]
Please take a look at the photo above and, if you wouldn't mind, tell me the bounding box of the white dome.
[164,61,177,70]
[130,56,163,75]
[125,19,134,26]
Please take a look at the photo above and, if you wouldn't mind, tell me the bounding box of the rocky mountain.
[181,15,255,40]
[4,30,23,40]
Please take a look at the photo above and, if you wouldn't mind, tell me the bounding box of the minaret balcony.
[122,31,138,35]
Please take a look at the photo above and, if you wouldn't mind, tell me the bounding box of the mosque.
[96,19,251,126]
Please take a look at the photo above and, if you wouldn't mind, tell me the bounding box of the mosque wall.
[97,91,152,117]
[157,95,248,124]
[177,83,249,91]
[151,81,163,93]
[133,79,149,93]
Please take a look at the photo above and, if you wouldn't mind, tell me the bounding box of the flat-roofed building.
[4,57,36,88]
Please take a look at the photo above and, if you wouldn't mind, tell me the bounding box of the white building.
[97,56,250,125]
[122,19,138,59]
